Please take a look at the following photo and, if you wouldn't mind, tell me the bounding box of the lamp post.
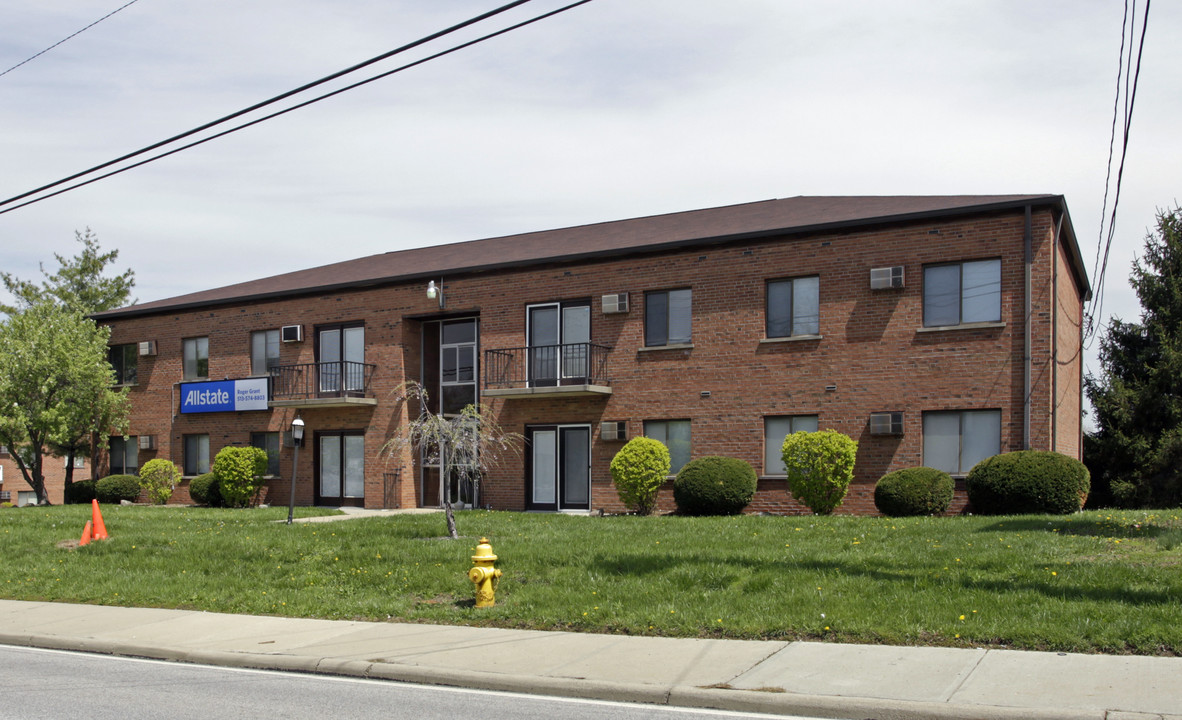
[287,416,305,525]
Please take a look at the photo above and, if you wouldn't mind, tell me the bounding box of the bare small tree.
[382,382,521,539]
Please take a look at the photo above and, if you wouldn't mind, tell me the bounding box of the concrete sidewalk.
[0,600,1178,720]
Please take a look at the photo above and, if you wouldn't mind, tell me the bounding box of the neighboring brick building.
[0,447,79,506]
[93,195,1090,515]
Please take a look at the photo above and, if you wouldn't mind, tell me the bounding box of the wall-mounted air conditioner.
[138,340,157,356]
[281,325,303,342]
[601,293,629,314]
[869,411,904,436]
[870,266,905,290]
[137,435,157,450]
[600,421,627,441]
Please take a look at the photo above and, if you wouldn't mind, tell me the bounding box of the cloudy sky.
[2,1,1179,396]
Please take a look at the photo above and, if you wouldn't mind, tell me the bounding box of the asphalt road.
[2,645,826,720]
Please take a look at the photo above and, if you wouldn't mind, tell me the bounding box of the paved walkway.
[1,600,1178,720]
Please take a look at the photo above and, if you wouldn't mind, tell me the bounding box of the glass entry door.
[317,432,365,506]
[527,425,590,512]
[319,326,365,394]
[527,302,590,386]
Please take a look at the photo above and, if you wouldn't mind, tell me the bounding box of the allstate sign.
[180,378,269,414]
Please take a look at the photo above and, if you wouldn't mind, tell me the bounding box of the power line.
[0,0,536,211]
[0,0,143,79]
[1085,0,1151,347]
[0,0,595,216]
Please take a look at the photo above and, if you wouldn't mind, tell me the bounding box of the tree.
[382,382,521,539]
[0,228,135,317]
[1086,207,1182,507]
[0,302,129,504]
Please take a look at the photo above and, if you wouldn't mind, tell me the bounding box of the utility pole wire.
[0,0,142,79]
[0,0,534,210]
[0,0,595,216]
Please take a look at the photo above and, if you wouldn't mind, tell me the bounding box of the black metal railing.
[269,361,376,400]
[483,343,611,390]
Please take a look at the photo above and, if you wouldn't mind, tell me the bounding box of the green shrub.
[781,430,858,515]
[95,474,142,504]
[138,458,180,505]
[610,436,671,515]
[673,456,757,516]
[211,446,268,508]
[965,450,1090,515]
[65,479,97,504]
[874,467,954,517]
[188,472,222,506]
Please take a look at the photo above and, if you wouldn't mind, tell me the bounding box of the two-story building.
[93,195,1090,514]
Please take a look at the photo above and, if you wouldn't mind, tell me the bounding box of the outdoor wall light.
[427,279,444,308]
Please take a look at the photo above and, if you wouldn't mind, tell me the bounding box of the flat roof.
[95,194,1090,320]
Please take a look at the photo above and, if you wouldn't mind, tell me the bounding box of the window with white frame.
[644,419,691,474]
[183,337,209,380]
[251,330,280,376]
[184,434,210,476]
[645,289,692,347]
[766,277,820,338]
[922,410,1001,475]
[764,415,819,475]
[923,259,1001,327]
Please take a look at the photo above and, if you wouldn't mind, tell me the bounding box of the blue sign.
[180,378,269,414]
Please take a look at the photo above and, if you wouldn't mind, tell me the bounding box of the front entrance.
[526,425,591,512]
[315,432,365,506]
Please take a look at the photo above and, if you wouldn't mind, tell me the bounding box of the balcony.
[268,361,378,408]
[483,343,612,399]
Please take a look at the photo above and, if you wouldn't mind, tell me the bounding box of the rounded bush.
[874,467,954,517]
[965,450,1090,515]
[188,472,222,506]
[138,459,180,505]
[782,430,858,514]
[95,474,142,504]
[65,479,97,504]
[610,436,671,515]
[212,446,268,508]
[673,456,757,516]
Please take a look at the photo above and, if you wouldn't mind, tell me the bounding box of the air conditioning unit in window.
[869,411,904,436]
[281,325,303,343]
[870,266,905,290]
[600,421,627,441]
[138,340,157,356]
[138,435,157,450]
[601,293,629,314]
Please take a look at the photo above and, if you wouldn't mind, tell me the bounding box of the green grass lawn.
[2,505,1180,654]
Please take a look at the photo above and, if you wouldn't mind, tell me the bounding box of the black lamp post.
[287,416,304,525]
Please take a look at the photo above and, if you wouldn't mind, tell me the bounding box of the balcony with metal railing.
[482,343,612,398]
[268,361,378,408]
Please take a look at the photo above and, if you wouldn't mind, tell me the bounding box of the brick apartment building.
[0,448,79,506]
[92,195,1090,515]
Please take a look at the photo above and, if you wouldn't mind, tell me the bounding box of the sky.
[1,0,1180,417]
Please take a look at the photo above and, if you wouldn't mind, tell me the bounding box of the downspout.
[1052,212,1063,452]
[1023,205,1032,451]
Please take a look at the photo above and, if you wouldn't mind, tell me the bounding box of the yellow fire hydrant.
[468,537,502,608]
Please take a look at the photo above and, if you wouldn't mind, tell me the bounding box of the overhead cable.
[0,0,143,80]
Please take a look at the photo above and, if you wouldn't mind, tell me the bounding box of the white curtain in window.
[923,413,961,474]
[792,277,820,335]
[961,410,1001,471]
[962,260,1001,323]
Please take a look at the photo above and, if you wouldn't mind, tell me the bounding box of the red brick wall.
[102,206,1086,515]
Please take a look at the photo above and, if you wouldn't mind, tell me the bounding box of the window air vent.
[601,293,629,314]
[870,266,905,290]
[869,411,904,436]
[137,435,157,450]
[138,340,157,356]
[600,421,627,441]
[281,325,303,343]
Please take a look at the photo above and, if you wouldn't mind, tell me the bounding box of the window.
[318,324,365,394]
[645,289,692,347]
[72,455,85,469]
[766,277,820,338]
[108,344,138,385]
[923,410,1001,475]
[108,436,139,475]
[183,337,209,380]
[923,259,1001,327]
[439,319,477,415]
[251,330,280,376]
[527,301,591,385]
[764,415,819,475]
[644,419,691,474]
[251,432,281,477]
[184,434,210,476]
[18,491,38,507]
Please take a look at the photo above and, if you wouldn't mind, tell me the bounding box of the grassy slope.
[2,505,1179,654]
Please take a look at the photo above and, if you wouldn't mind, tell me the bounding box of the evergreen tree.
[0,228,134,316]
[1086,207,1182,507]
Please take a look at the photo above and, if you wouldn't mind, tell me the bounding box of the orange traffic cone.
[79,520,93,547]
[91,499,109,540]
